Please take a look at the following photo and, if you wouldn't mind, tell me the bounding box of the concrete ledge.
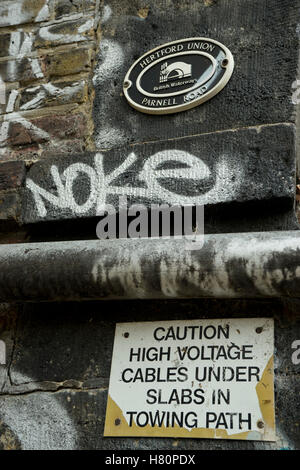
[0,231,300,302]
[22,125,296,231]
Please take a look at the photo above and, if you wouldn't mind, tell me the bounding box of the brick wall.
[0,0,299,451]
[0,0,100,161]
[0,0,102,233]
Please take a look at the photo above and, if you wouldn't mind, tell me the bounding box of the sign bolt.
[221,58,229,68]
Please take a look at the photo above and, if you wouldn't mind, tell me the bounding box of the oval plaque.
[123,38,234,115]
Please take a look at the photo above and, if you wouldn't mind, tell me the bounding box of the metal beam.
[0,231,300,302]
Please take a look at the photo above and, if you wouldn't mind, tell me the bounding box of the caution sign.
[104,318,275,441]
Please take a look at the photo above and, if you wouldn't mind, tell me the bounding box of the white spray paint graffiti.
[26,149,244,218]
[0,4,50,153]
[0,3,96,153]
[292,80,300,105]
[0,340,5,365]
[0,372,77,450]
[92,3,129,149]
[0,77,5,106]
[93,39,125,86]
[19,81,86,111]
[38,18,94,45]
[0,1,50,28]
[93,37,126,148]
[101,5,113,24]
[7,31,43,79]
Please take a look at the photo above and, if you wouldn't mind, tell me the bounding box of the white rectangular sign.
[104,318,275,441]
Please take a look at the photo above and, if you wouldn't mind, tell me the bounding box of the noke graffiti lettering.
[26,150,216,218]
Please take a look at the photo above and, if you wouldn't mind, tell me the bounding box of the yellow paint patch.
[104,320,275,441]
[137,7,149,19]
[256,355,276,440]
[104,396,253,440]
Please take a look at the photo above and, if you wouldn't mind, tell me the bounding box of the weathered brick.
[5,111,88,146]
[32,112,88,140]
[0,56,43,84]
[0,45,92,84]
[0,140,88,162]
[54,0,96,19]
[39,138,87,157]
[5,118,46,146]
[0,161,25,190]
[0,31,35,60]
[0,33,14,58]
[45,46,93,77]
[0,144,40,163]
[0,84,20,115]
[19,80,88,111]
[35,17,95,48]
[0,191,19,220]
[0,0,50,27]
[0,47,93,84]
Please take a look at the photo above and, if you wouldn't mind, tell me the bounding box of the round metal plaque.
[123,37,234,115]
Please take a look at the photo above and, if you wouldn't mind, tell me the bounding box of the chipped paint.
[104,319,275,440]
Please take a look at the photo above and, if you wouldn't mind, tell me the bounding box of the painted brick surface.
[5,110,88,146]
[18,79,88,111]
[54,0,97,19]
[35,17,95,47]
[0,191,20,220]
[0,1,50,27]
[0,0,100,167]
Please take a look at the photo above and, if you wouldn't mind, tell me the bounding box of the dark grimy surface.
[22,124,297,231]
[93,0,300,148]
[0,0,299,452]
[0,299,298,450]
[2,232,300,302]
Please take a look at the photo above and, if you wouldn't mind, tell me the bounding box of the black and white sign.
[104,318,275,441]
[123,38,234,114]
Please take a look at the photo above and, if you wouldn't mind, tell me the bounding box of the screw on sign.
[123,38,234,115]
[104,318,275,441]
